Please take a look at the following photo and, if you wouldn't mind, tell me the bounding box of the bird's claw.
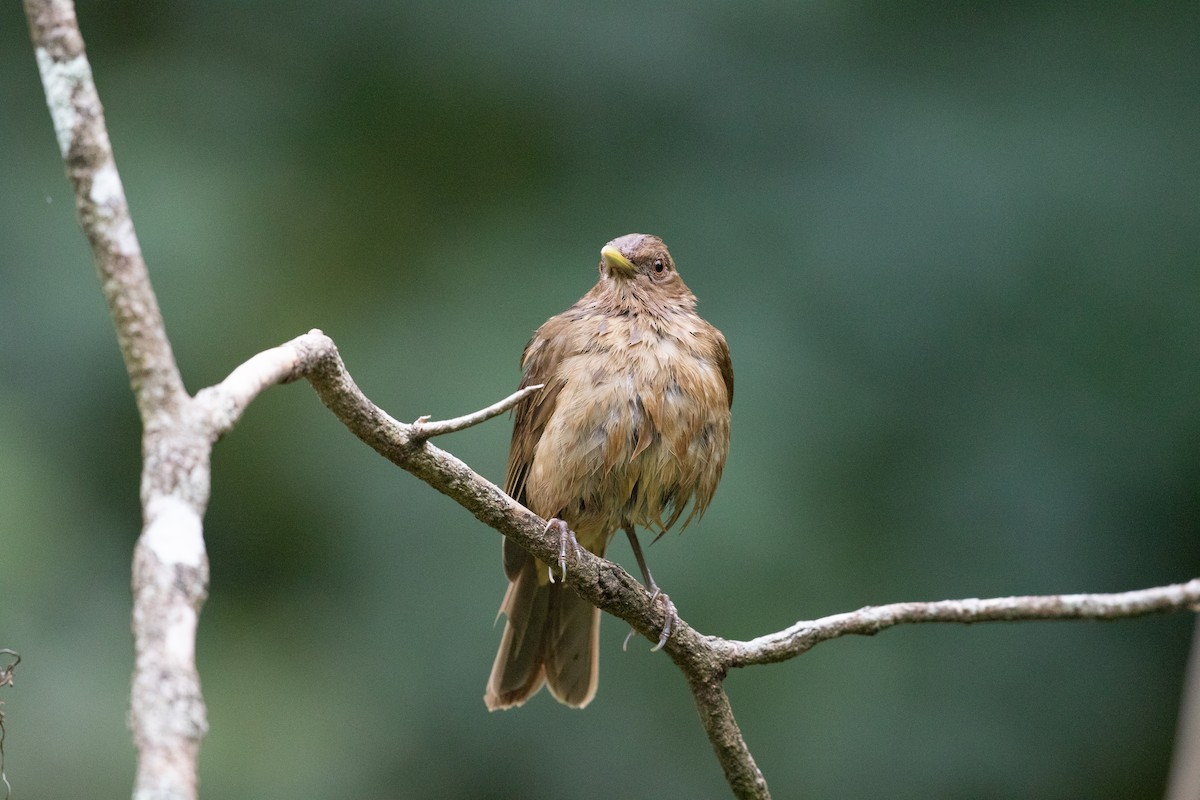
[545,518,581,584]
[649,589,677,651]
[622,588,678,652]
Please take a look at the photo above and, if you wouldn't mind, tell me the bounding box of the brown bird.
[484,233,733,711]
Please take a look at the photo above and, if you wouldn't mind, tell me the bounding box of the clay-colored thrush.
[484,233,733,710]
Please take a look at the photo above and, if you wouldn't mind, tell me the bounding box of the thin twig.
[410,384,544,440]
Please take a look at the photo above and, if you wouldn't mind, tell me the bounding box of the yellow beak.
[600,245,637,276]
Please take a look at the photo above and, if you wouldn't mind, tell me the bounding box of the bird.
[484,233,733,711]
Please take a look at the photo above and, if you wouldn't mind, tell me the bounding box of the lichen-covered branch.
[24,2,202,799]
[25,0,185,422]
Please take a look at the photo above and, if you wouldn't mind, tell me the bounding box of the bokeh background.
[2,2,1198,798]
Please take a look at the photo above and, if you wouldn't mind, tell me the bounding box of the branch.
[247,330,1200,799]
[193,338,315,438]
[25,3,203,799]
[720,579,1200,669]
[25,0,185,423]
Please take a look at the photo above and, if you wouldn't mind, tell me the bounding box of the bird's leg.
[622,525,679,652]
[544,518,581,584]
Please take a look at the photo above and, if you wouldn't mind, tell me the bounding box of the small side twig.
[410,384,544,440]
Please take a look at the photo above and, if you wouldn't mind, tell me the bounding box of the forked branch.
[24,1,1198,799]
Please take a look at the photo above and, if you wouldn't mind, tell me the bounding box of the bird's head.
[599,233,680,287]
[592,233,697,315]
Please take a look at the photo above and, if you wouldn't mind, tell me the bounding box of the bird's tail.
[484,547,600,710]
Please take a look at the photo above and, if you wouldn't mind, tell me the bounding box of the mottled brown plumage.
[484,233,733,711]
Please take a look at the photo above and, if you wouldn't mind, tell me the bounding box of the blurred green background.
[2,2,1199,798]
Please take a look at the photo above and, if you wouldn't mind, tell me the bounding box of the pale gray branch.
[193,332,318,438]
[25,2,204,799]
[25,0,185,423]
[721,579,1200,669]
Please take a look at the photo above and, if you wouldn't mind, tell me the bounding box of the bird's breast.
[525,312,731,544]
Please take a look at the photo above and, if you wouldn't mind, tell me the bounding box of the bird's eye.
[654,258,665,273]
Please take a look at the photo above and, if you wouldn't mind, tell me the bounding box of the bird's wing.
[712,324,734,407]
[503,314,573,580]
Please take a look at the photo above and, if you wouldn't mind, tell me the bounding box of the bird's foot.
[622,588,679,652]
[649,589,678,651]
[545,518,582,584]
